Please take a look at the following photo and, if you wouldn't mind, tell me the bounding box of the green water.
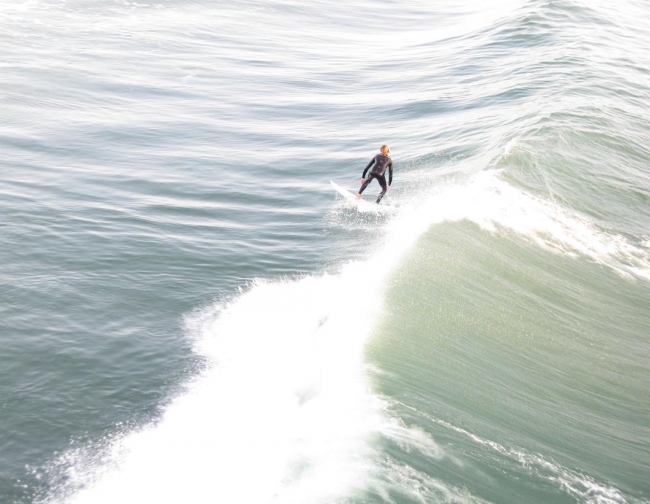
[368,222,650,502]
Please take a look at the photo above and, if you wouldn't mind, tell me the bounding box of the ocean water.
[1,0,649,503]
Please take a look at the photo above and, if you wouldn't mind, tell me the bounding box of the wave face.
[1,0,650,503]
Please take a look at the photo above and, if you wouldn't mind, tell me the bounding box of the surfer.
[356,144,393,204]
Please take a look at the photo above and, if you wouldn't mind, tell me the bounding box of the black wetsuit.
[359,154,393,203]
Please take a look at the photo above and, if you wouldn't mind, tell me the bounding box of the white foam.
[49,274,378,503]
[503,137,518,158]
[433,417,628,504]
[400,170,650,281]
[366,456,488,504]
[377,418,445,461]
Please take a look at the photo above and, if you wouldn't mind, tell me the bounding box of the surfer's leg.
[358,174,375,195]
[375,175,387,203]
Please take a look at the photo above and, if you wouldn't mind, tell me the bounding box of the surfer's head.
[380,144,390,155]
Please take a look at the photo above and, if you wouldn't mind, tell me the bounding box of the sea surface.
[1,0,649,503]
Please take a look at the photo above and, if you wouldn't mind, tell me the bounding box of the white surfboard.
[330,180,359,202]
[330,180,381,212]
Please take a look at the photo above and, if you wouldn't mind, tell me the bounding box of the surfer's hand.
[360,178,365,184]
[387,185,391,191]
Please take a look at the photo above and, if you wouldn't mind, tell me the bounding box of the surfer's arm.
[388,162,393,186]
[362,157,375,179]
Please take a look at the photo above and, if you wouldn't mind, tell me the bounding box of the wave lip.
[406,169,650,282]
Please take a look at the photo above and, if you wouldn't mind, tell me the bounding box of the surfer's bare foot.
[356,193,362,200]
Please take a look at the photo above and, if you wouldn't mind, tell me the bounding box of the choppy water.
[2,0,649,503]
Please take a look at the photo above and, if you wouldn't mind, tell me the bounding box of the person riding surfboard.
[356,144,393,204]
